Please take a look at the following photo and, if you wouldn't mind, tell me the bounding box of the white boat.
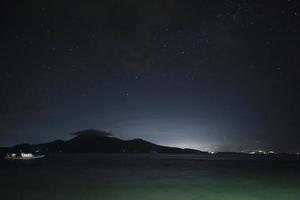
[5,152,45,160]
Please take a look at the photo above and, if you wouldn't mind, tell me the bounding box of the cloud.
[70,129,116,138]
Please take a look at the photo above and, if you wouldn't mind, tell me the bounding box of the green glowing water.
[1,154,299,200]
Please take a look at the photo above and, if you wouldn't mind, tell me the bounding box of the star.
[123,92,129,97]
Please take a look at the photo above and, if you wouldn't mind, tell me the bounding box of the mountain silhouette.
[0,129,206,155]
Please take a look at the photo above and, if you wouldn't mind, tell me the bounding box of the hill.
[1,129,207,155]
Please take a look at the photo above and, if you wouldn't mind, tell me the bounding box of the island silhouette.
[0,129,205,156]
[2,129,299,160]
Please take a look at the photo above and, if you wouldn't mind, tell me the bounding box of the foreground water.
[1,154,300,200]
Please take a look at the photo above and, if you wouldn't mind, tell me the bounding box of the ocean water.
[1,154,300,200]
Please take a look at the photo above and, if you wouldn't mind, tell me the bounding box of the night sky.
[1,0,300,152]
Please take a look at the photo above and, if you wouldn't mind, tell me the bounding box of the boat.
[5,152,45,160]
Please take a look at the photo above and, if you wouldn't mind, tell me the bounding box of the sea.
[1,154,300,200]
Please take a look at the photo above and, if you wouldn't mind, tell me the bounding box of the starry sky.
[1,0,300,152]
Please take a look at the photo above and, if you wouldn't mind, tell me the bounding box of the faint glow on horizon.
[161,141,213,151]
[105,117,222,151]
